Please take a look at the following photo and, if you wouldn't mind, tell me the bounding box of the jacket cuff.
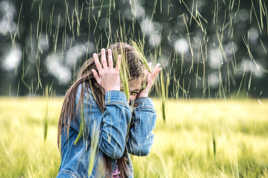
[134,97,154,109]
[105,90,129,106]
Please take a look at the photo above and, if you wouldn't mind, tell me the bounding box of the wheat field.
[0,97,268,178]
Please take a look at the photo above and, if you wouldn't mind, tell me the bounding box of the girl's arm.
[98,90,131,159]
[126,97,157,156]
[126,64,161,156]
[79,48,131,159]
[76,87,131,160]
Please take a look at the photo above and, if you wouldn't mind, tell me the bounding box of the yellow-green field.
[1,98,268,178]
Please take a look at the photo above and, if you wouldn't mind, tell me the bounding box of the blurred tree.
[0,0,267,97]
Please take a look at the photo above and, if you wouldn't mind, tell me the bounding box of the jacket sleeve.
[74,85,132,159]
[126,97,157,156]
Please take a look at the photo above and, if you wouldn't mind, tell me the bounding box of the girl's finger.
[92,69,101,84]
[115,55,121,71]
[107,49,113,69]
[152,64,162,79]
[101,48,108,68]
[148,62,152,71]
[93,53,102,73]
[147,65,161,87]
[153,63,161,73]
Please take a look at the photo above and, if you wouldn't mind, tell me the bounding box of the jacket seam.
[106,101,128,107]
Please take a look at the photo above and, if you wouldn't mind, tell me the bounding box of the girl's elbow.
[128,142,152,156]
[139,146,151,156]
[100,141,125,159]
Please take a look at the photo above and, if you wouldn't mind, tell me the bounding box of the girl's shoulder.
[75,83,96,105]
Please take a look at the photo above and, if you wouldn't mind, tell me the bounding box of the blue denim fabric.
[57,84,157,178]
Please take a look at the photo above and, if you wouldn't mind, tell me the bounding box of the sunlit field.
[1,97,268,178]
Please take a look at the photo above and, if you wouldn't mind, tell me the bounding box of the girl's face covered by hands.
[128,78,143,103]
[91,47,161,105]
[124,63,162,105]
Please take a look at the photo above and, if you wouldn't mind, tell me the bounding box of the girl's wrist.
[105,88,120,92]
[137,87,149,98]
[137,91,148,98]
[137,94,148,98]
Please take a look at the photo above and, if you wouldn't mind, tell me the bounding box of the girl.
[57,42,161,178]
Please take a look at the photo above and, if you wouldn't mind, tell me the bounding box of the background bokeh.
[0,0,267,98]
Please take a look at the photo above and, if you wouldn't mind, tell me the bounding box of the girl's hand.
[138,63,162,98]
[91,48,122,92]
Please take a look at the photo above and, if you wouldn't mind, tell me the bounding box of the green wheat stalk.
[160,72,166,121]
[88,121,100,175]
[120,68,130,101]
[131,40,151,73]
[212,132,217,160]
[114,48,130,100]
[74,84,85,145]
[43,86,50,142]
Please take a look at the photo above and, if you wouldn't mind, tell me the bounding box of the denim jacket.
[57,84,157,178]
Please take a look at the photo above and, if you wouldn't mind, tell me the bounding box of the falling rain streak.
[0,0,267,99]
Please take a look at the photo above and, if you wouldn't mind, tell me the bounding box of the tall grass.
[1,98,268,177]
